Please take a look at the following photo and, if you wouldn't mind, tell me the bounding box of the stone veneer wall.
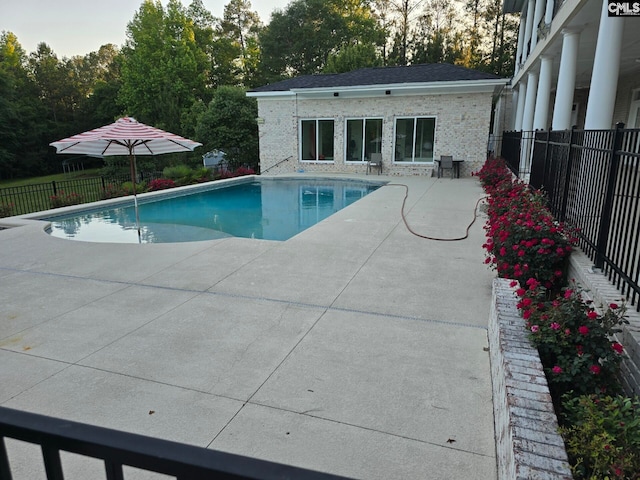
[255,92,493,177]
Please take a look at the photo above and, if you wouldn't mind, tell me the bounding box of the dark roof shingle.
[249,63,503,93]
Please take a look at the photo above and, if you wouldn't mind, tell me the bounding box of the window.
[394,117,435,163]
[301,119,334,161]
[345,118,383,162]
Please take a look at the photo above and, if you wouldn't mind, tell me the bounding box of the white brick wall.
[256,92,493,177]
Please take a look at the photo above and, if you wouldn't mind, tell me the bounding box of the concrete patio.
[0,175,497,479]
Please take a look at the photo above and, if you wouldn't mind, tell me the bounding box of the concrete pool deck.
[0,174,497,479]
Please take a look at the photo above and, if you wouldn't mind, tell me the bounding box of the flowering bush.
[147,178,176,191]
[478,157,640,479]
[101,183,127,199]
[218,166,256,179]
[478,157,576,291]
[474,156,512,192]
[517,284,628,399]
[560,394,640,479]
[0,202,14,218]
[50,191,83,208]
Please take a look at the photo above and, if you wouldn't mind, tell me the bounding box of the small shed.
[202,150,226,170]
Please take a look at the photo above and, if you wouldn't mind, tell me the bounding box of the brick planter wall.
[489,278,573,479]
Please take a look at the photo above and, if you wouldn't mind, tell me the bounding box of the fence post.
[559,126,576,222]
[51,181,57,196]
[540,130,551,188]
[595,122,625,270]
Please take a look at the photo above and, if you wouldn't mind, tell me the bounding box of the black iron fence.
[0,406,352,480]
[0,172,162,217]
[503,124,640,311]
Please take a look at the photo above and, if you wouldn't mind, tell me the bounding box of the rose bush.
[147,178,176,191]
[477,157,639,480]
[517,284,628,400]
[478,157,576,292]
[50,191,83,208]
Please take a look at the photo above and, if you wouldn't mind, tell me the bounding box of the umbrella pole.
[129,153,141,243]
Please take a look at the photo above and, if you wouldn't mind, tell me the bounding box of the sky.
[0,0,290,58]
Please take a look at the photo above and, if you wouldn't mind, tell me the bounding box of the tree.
[377,0,425,65]
[0,32,51,178]
[410,0,462,64]
[324,43,383,73]
[259,0,383,80]
[80,45,124,127]
[195,86,258,170]
[119,0,208,133]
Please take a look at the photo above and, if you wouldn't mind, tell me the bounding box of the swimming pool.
[44,177,383,243]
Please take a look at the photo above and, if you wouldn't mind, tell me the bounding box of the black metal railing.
[260,156,294,175]
[0,172,163,217]
[506,124,640,311]
[501,131,523,176]
[0,406,352,480]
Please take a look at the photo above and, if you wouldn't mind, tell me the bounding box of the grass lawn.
[0,169,103,188]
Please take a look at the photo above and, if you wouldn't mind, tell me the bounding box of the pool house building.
[247,63,507,177]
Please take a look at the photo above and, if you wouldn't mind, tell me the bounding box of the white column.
[584,2,625,129]
[515,82,527,131]
[522,72,538,132]
[512,88,520,130]
[531,0,546,51]
[534,56,553,130]
[544,0,554,25]
[515,11,526,74]
[523,0,536,61]
[552,29,580,130]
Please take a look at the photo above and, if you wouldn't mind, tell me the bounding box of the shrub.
[121,181,146,195]
[163,164,194,185]
[50,191,83,208]
[101,183,127,199]
[474,156,512,192]
[193,167,213,183]
[0,202,14,218]
[477,156,638,479]
[561,394,640,479]
[217,166,256,179]
[479,161,576,291]
[148,178,176,191]
[517,284,628,399]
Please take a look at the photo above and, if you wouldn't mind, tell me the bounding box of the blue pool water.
[45,178,383,243]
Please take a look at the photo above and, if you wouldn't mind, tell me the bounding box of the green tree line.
[0,0,517,180]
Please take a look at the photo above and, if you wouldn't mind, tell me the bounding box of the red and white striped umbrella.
[50,116,202,157]
[50,117,202,243]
